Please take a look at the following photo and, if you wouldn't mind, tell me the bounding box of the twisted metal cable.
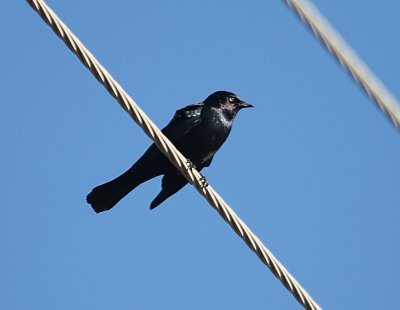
[26,0,321,309]
[285,0,400,130]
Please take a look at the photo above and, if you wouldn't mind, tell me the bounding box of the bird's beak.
[239,101,254,109]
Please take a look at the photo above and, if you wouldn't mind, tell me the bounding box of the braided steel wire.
[285,0,400,130]
[27,0,321,309]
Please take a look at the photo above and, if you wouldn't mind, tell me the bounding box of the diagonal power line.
[26,0,321,309]
[285,0,400,130]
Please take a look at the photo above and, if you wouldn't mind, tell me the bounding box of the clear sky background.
[2,1,400,309]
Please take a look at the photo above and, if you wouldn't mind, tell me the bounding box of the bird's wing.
[161,103,203,143]
[150,172,188,209]
[132,103,204,168]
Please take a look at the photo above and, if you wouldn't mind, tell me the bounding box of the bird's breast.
[176,107,232,167]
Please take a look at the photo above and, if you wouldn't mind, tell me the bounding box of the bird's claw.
[186,159,208,188]
[199,174,208,188]
[186,158,197,170]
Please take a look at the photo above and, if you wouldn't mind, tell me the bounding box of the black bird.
[87,91,253,212]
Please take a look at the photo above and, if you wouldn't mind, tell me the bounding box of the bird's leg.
[186,158,208,188]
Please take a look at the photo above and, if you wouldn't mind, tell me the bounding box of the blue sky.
[2,1,400,309]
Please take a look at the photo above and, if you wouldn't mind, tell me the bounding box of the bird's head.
[203,91,253,120]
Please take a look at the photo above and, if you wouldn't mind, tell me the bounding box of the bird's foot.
[199,173,208,188]
[186,159,208,188]
[186,158,197,170]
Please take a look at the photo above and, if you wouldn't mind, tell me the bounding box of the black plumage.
[86,90,253,212]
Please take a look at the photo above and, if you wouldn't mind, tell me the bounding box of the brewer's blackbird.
[87,90,253,212]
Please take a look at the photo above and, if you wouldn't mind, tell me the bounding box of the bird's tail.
[86,168,143,213]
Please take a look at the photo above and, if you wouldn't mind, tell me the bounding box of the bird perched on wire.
[87,90,253,212]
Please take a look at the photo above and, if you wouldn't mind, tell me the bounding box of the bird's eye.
[229,97,236,103]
